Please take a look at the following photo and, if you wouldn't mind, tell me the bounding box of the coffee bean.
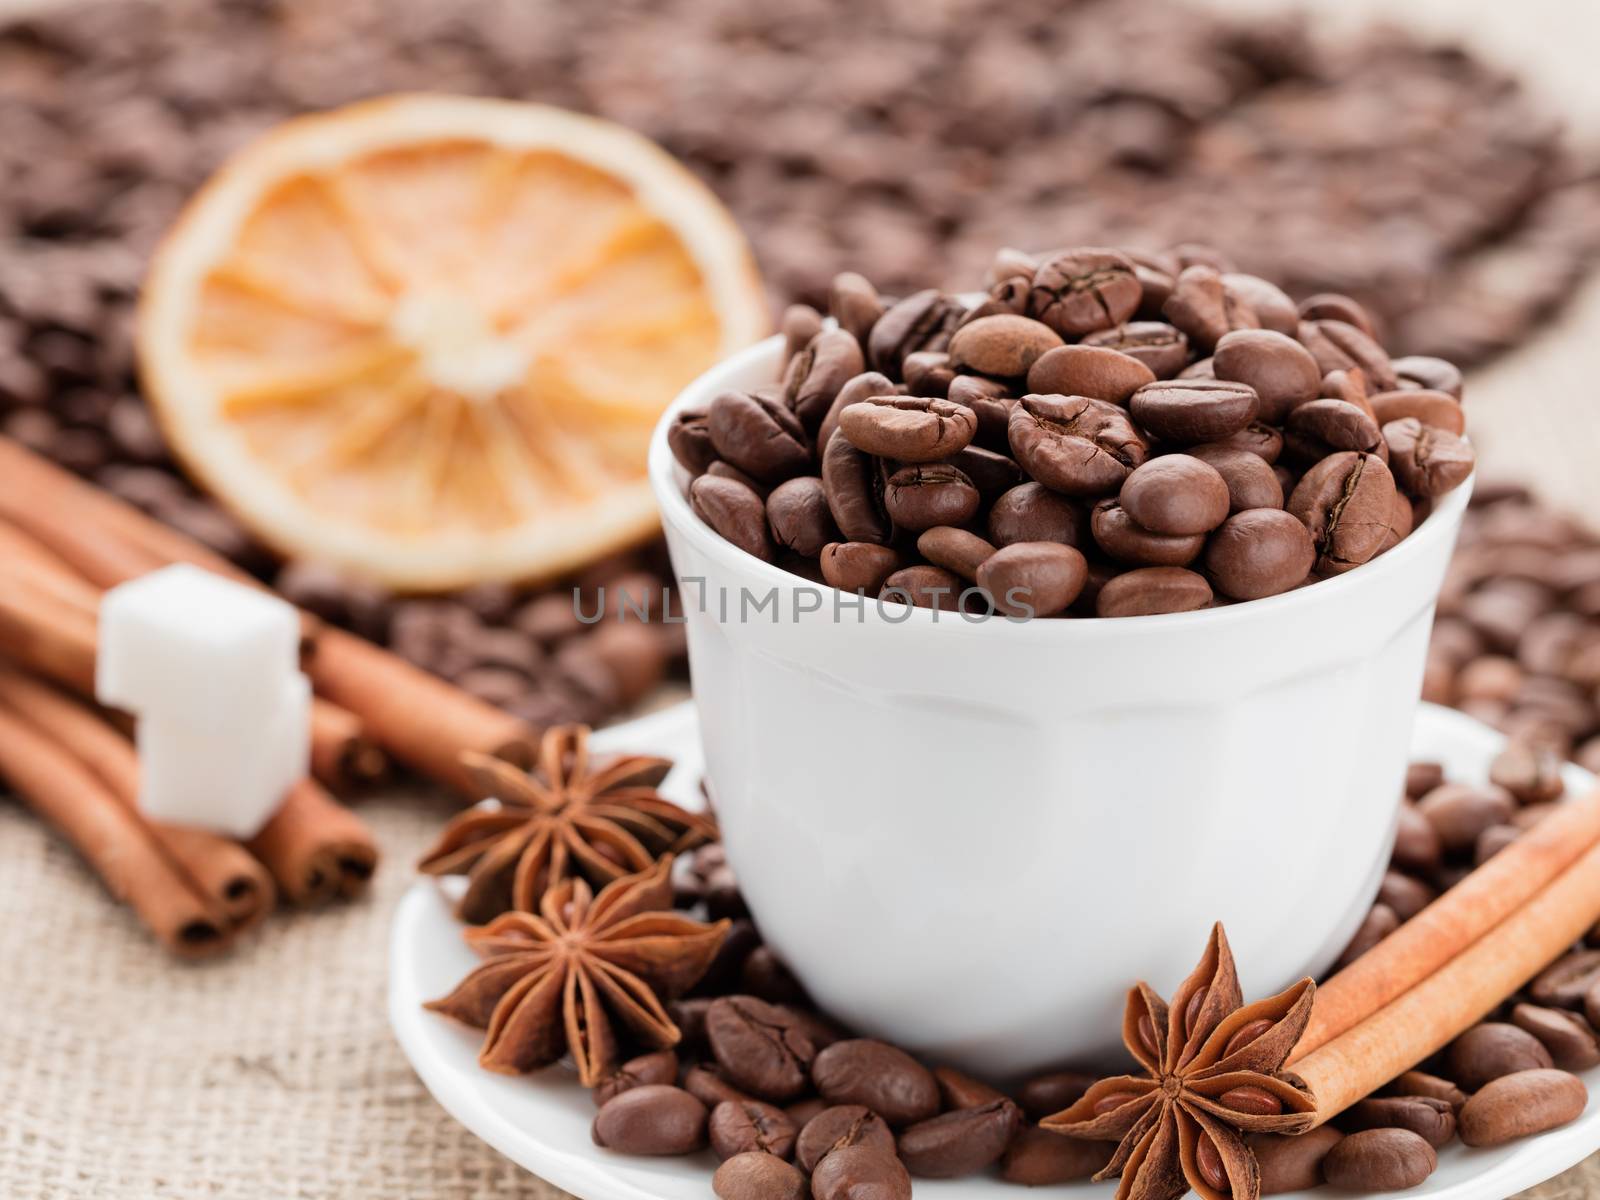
[1204,508,1315,600]
[1001,1127,1114,1185]
[976,542,1088,617]
[1446,1022,1554,1091]
[881,564,965,611]
[1385,1071,1468,1111]
[1321,1128,1436,1191]
[896,1099,1021,1178]
[1028,248,1140,336]
[685,1065,754,1110]
[946,444,1025,501]
[917,526,996,581]
[1335,903,1399,969]
[1529,949,1600,1009]
[1009,394,1148,495]
[691,474,774,562]
[781,304,825,366]
[1370,389,1466,435]
[1416,782,1516,853]
[1213,329,1321,423]
[1298,293,1378,338]
[903,350,955,397]
[592,1049,679,1108]
[883,464,979,532]
[709,1098,798,1161]
[819,542,901,595]
[933,1066,1009,1110]
[988,482,1088,549]
[1129,378,1259,444]
[1096,566,1213,617]
[838,395,977,462]
[707,390,812,483]
[667,407,717,476]
[1490,740,1565,804]
[1476,822,1520,865]
[1301,319,1397,392]
[1286,398,1383,460]
[1249,1126,1343,1195]
[868,289,964,375]
[947,314,1063,378]
[1511,1003,1600,1071]
[591,1085,708,1156]
[818,371,897,456]
[767,476,840,558]
[705,458,767,495]
[713,1152,807,1200]
[784,328,865,432]
[812,1039,940,1126]
[1342,1096,1456,1148]
[1186,444,1283,512]
[828,272,884,344]
[1163,264,1259,350]
[810,1144,913,1200]
[1119,455,1230,535]
[1392,801,1444,874]
[1223,273,1298,335]
[1082,322,1190,379]
[707,996,818,1102]
[1092,499,1206,567]
[1393,356,1465,398]
[1384,418,1476,499]
[1025,343,1155,403]
[1376,870,1435,922]
[1288,451,1398,574]
[1458,1069,1588,1147]
[1204,420,1284,464]
[796,1106,896,1173]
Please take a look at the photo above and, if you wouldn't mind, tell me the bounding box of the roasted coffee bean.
[868,289,964,375]
[782,304,825,366]
[946,377,1015,450]
[1394,356,1465,398]
[1286,399,1383,459]
[820,542,901,594]
[592,1049,679,1108]
[881,564,965,611]
[1301,318,1397,392]
[1001,1127,1113,1185]
[818,371,896,456]
[1335,903,1400,969]
[1028,248,1141,336]
[1384,418,1476,499]
[1186,444,1283,512]
[1017,1070,1097,1120]
[1096,566,1212,618]
[1416,782,1516,853]
[820,434,890,544]
[706,996,818,1102]
[917,527,996,582]
[947,314,1063,378]
[1092,499,1206,567]
[1179,357,1217,379]
[811,1145,913,1200]
[1212,329,1321,423]
[812,1039,940,1126]
[591,1085,708,1156]
[784,328,865,432]
[1406,762,1447,798]
[691,474,774,562]
[713,1151,807,1200]
[1458,1070,1588,1147]
[708,1098,798,1161]
[1321,1128,1437,1191]
[767,477,839,558]
[1129,378,1259,444]
[1009,394,1148,496]
[1204,508,1315,600]
[666,408,717,476]
[828,272,884,344]
[976,542,1088,617]
[1385,1071,1468,1111]
[903,350,956,396]
[1392,802,1444,874]
[707,390,812,483]
[705,457,769,494]
[896,1099,1021,1178]
[1529,949,1600,1009]
[838,395,977,462]
[1376,870,1435,922]
[988,482,1088,549]
[1446,1022,1554,1091]
[1204,420,1284,464]
[796,1106,897,1173]
[1490,741,1565,804]
[1119,455,1230,535]
[883,464,979,532]
[1475,822,1520,864]
[685,1066,754,1110]
[1298,293,1378,337]
[946,444,1025,500]
[1342,1096,1456,1148]
[1223,273,1299,335]
[1082,322,1190,379]
[1025,343,1155,404]
[1249,1126,1344,1195]
[1288,451,1398,574]
[1512,1003,1600,1071]
[1163,264,1259,349]
[932,1067,1009,1110]
[1370,389,1466,435]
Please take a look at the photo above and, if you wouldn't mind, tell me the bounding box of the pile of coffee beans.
[1426,485,1600,770]
[673,248,1475,617]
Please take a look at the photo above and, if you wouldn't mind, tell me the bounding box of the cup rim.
[647,333,1474,637]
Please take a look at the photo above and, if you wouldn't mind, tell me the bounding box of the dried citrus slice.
[139,94,767,590]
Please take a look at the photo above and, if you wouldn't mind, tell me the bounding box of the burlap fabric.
[0,789,1595,1199]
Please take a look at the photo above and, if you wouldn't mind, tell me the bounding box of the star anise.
[1042,924,1318,1200]
[426,856,729,1086]
[419,724,717,923]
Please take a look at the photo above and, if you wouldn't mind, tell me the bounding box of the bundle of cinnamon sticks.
[0,436,540,957]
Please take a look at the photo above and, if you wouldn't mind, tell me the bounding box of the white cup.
[647,334,1472,1079]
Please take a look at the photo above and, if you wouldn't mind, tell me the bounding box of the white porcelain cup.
[647,335,1472,1080]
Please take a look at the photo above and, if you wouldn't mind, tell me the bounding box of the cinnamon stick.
[0,703,233,957]
[246,779,378,905]
[0,668,275,929]
[1294,825,1600,1124]
[1292,789,1600,1059]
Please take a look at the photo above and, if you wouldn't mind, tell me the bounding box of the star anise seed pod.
[1042,923,1317,1200]
[419,724,716,923]
[426,856,729,1086]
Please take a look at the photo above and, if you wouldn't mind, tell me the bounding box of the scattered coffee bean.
[1025,343,1155,403]
[947,314,1063,379]
[917,527,996,582]
[1204,508,1315,600]
[810,1144,913,1200]
[1009,393,1148,495]
[707,997,818,1102]
[691,475,773,563]
[1458,1070,1588,1147]
[1129,378,1259,444]
[1416,783,1516,854]
[592,1049,679,1108]
[933,1067,1009,1110]
[839,395,976,463]
[976,542,1088,617]
[988,483,1087,549]
[1384,418,1476,499]
[785,328,866,432]
[1249,1126,1344,1195]
[1288,451,1397,575]
[707,390,812,483]
[1342,1096,1456,1149]
[1376,870,1436,923]
[1512,1003,1600,1071]
[1092,499,1206,567]
[795,1106,897,1174]
[896,1100,1022,1178]
[1028,248,1141,337]
[883,464,979,532]
[1321,1128,1437,1191]
[812,1040,940,1126]
[1335,903,1400,969]
[1120,455,1231,535]
[591,1085,708,1156]
[1529,949,1600,1009]
[1213,329,1321,423]
[1082,323,1190,379]
[1096,567,1213,617]
[1001,1127,1114,1185]
[820,542,901,595]
[713,1151,807,1200]
[767,477,841,558]
[1446,1022,1554,1091]
[881,564,965,611]
[1385,1071,1468,1111]
[708,1098,798,1161]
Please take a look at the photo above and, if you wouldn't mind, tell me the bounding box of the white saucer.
[389,701,1600,1200]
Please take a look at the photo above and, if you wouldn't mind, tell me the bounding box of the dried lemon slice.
[139,94,766,590]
